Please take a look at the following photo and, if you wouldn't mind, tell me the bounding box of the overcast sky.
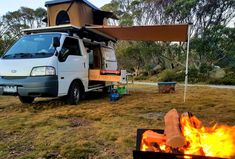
[0,0,111,16]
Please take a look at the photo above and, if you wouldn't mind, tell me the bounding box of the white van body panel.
[79,39,89,91]
[57,37,89,96]
[0,57,57,77]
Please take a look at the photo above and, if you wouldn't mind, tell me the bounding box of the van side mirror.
[53,37,60,48]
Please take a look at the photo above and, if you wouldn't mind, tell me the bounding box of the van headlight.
[31,66,56,76]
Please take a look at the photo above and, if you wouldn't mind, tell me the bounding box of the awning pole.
[184,25,191,103]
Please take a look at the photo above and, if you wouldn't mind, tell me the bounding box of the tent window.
[56,11,70,25]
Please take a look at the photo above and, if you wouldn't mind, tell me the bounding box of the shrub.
[177,67,214,83]
[175,71,185,82]
[158,69,177,82]
[208,73,235,85]
[134,76,148,81]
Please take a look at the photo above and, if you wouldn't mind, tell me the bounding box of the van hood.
[0,57,56,77]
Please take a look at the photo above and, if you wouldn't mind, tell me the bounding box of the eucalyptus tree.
[0,7,47,55]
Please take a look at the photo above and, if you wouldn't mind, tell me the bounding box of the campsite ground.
[0,85,234,159]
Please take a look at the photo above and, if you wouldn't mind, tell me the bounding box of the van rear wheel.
[19,96,35,104]
[67,81,80,105]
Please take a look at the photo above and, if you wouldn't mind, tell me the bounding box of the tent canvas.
[86,24,189,42]
[45,0,117,27]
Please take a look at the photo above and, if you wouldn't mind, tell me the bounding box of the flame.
[141,110,235,159]
[140,112,235,158]
[140,130,169,152]
[180,115,235,158]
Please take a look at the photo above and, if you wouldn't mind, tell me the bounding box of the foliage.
[0,7,46,55]
[190,26,235,71]
[209,72,235,85]
[158,69,177,82]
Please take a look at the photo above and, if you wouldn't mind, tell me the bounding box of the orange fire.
[180,114,235,158]
[140,112,235,158]
[141,130,169,152]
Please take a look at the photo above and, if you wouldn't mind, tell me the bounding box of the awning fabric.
[86,24,189,42]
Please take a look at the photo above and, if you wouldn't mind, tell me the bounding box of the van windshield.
[2,34,61,59]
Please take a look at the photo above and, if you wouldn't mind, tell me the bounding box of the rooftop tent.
[45,0,118,27]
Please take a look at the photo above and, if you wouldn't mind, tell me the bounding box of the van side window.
[59,37,81,61]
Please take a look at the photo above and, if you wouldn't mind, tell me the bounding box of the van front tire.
[19,96,35,104]
[67,81,80,105]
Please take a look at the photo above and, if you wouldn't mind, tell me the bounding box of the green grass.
[0,85,234,159]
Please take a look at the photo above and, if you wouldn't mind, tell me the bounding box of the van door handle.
[84,62,86,68]
[106,64,108,68]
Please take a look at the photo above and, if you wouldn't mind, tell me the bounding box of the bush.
[134,76,148,81]
[175,71,185,82]
[208,73,235,85]
[158,68,210,83]
[158,69,177,82]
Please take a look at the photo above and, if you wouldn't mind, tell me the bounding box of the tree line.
[0,7,46,54]
[102,0,235,84]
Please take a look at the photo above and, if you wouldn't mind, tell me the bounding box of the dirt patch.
[42,151,63,159]
[139,112,165,120]
[67,117,91,127]
[0,129,8,141]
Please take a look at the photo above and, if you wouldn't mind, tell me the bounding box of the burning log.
[141,130,166,152]
[164,109,185,148]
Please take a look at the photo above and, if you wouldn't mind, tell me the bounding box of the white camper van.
[0,25,124,104]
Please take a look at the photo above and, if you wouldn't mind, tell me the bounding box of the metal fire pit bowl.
[133,129,228,159]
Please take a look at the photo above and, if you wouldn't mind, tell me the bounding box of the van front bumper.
[0,76,58,97]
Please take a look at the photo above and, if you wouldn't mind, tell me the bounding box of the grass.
[0,85,234,159]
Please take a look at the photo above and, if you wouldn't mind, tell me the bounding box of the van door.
[57,37,88,96]
[101,46,118,70]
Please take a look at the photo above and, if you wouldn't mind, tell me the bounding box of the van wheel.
[19,96,35,104]
[67,81,80,105]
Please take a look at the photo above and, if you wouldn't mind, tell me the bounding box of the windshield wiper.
[3,53,34,59]
[14,53,33,58]
[34,52,54,57]
[35,52,47,55]
[2,54,14,59]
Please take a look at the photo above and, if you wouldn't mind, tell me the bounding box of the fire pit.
[133,129,228,159]
[133,109,235,159]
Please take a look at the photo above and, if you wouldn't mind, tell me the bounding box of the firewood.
[141,130,166,152]
[164,109,185,148]
[142,130,166,144]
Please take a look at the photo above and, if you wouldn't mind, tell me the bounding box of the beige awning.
[86,24,189,42]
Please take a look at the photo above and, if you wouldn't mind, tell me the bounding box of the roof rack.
[22,25,116,43]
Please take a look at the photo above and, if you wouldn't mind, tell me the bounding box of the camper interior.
[83,40,105,89]
[84,41,103,69]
